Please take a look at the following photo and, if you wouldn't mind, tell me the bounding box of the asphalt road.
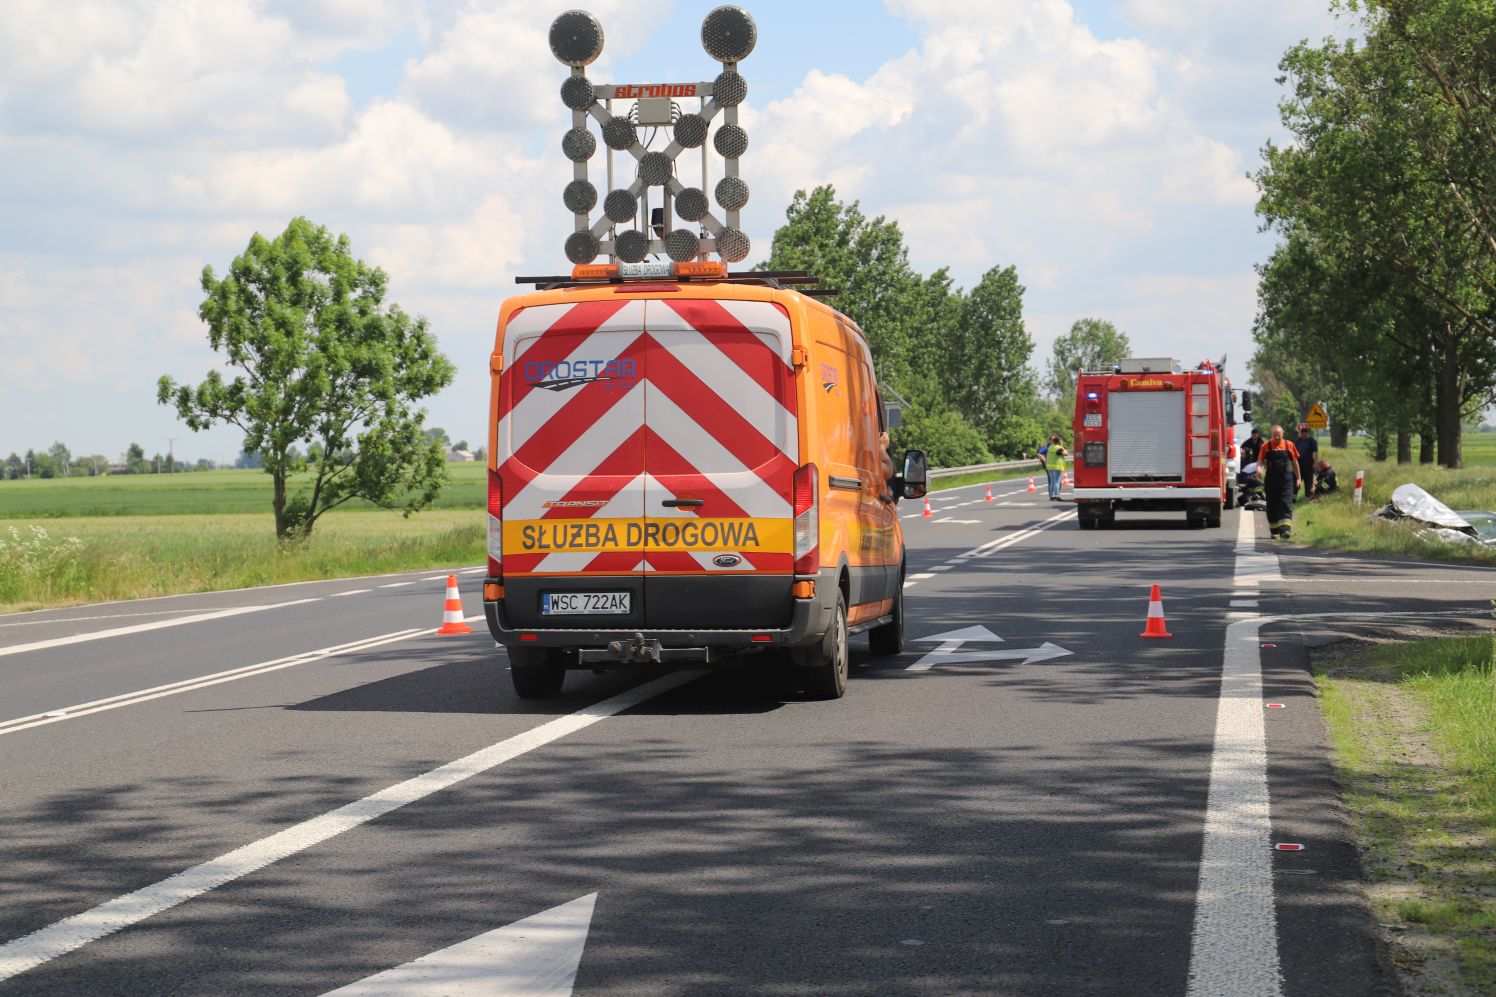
[2,477,1494,996]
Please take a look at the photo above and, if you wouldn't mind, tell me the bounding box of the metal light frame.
[551,6,756,265]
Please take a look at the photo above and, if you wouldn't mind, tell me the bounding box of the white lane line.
[1188,614,1282,997]
[928,565,953,571]
[0,670,699,983]
[953,509,1075,560]
[909,573,936,581]
[421,575,448,582]
[0,625,446,737]
[1234,510,1282,587]
[460,568,485,575]
[1230,600,1258,608]
[379,582,414,589]
[0,609,209,630]
[330,590,371,598]
[0,599,321,660]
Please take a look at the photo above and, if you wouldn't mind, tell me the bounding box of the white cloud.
[402,0,676,132]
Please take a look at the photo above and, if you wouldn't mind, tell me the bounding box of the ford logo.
[712,554,742,568]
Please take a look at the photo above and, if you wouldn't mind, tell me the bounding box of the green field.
[1335,429,1496,468]
[0,463,487,519]
[0,510,485,612]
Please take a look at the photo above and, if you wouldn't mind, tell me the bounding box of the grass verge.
[930,466,1036,492]
[0,511,484,613]
[1316,629,1496,994]
[1291,447,1496,565]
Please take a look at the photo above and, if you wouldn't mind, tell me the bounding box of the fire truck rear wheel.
[797,592,849,699]
[509,647,566,698]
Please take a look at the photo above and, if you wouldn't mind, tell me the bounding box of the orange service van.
[483,264,928,700]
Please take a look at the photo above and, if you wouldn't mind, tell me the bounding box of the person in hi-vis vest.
[1044,434,1068,501]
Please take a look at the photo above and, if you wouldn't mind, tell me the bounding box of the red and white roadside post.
[1354,470,1365,506]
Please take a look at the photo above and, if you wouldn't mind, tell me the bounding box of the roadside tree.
[1045,319,1131,401]
[160,217,455,540]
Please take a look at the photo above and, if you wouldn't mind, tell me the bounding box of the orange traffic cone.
[436,574,473,635]
[985,484,993,503]
[1140,584,1173,639]
[922,496,933,518]
[1026,476,1037,493]
[1061,470,1070,487]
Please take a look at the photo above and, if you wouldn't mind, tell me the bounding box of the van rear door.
[639,298,799,629]
[497,298,649,628]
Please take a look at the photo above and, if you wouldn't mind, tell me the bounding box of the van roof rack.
[514,269,838,295]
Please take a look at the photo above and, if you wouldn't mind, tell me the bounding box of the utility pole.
[165,437,177,473]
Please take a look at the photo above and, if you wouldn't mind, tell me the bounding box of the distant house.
[444,446,476,462]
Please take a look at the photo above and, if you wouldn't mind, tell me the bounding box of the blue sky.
[0,0,1343,464]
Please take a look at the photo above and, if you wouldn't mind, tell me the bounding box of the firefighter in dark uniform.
[1240,427,1263,466]
[1259,424,1301,538]
[1294,423,1319,500]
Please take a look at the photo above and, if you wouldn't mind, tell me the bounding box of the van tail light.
[792,463,819,575]
[487,468,503,580]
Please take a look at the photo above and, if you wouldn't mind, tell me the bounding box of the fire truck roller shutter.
[1108,390,1186,482]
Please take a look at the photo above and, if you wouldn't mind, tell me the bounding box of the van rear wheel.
[868,575,904,656]
[797,592,849,699]
[509,647,566,699]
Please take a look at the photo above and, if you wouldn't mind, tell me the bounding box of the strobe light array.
[550,6,756,265]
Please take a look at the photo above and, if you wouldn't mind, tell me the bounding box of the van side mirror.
[1240,391,1253,425]
[901,449,928,499]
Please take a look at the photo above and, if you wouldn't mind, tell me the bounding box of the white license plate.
[542,592,631,615]
[1084,413,1102,428]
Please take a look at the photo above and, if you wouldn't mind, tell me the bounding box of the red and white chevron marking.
[498,297,798,576]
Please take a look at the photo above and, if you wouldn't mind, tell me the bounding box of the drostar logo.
[820,363,839,394]
[524,358,639,392]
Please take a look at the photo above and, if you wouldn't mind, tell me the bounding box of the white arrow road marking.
[916,625,1004,643]
[906,641,1071,671]
[0,671,698,982]
[323,894,597,997]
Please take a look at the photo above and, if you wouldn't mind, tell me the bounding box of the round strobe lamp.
[665,229,701,262]
[604,189,637,224]
[562,127,596,162]
[615,229,650,263]
[563,179,597,214]
[549,11,605,67]
[715,227,750,262]
[701,6,757,63]
[565,231,600,264]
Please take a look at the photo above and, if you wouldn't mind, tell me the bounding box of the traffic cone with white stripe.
[1061,470,1070,487]
[1026,476,1037,493]
[436,574,473,635]
[985,484,993,503]
[922,495,933,518]
[1140,584,1173,639]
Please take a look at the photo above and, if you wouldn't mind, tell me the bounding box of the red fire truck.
[1070,357,1239,529]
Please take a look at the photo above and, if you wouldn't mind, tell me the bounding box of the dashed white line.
[909,573,936,581]
[928,565,952,571]
[330,590,371,598]
[379,582,414,589]
[459,568,485,575]
[0,669,699,982]
[421,575,448,582]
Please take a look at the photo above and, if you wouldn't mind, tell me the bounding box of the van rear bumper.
[483,570,837,660]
